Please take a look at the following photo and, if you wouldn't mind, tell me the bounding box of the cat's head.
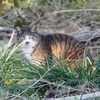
[16,25,40,47]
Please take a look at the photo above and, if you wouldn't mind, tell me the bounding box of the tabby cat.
[16,26,94,67]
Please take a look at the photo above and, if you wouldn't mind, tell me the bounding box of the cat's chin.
[21,43,33,48]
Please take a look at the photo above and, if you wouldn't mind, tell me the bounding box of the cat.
[16,26,94,67]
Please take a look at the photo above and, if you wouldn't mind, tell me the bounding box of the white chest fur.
[22,46,33,62]
[21,35,39,63]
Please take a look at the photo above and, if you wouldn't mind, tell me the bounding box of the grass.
[0,34,100,99]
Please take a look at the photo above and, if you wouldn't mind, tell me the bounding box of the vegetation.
[0,33,100,99]
[0,0,100,100]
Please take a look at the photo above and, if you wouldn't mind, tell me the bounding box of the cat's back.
[40,33,85,59]
[42,33,83,46]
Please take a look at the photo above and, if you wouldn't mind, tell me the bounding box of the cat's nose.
[25,42,30,45]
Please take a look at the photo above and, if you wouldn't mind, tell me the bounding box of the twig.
[52,9,100,14]
[11,65,56,100]
[80,75,100,100]
[47,0,60,10]
[80,81,89,100]
[86,29,100,45]
[0,26,14,32]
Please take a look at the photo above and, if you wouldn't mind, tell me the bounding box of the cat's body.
[16,27,93,66]
[31,34,84,62]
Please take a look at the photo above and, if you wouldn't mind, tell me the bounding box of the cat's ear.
[29,23,37,32]
[15,26,22,34]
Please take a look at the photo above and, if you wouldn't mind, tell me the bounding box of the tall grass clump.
[8,55,100,99]
[0,31,23,86]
